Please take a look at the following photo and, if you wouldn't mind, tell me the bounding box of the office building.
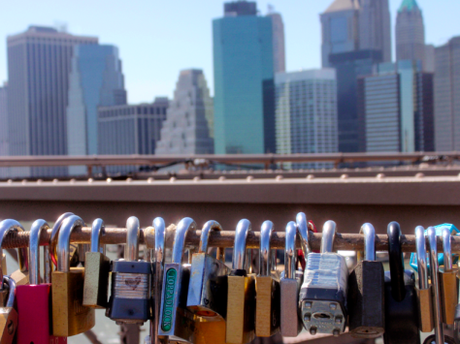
[434,37,460,151]
[7,26,98,177]
[396,0,426,67]
[267,7,286,74]
[213,1,275,154]
[98,98,168,175]
[424,44,435,73]
[66,44,127,175]
[275,69,338,169]
[156,69,214,155]
[0,83,9,178]
[357,60,434,153]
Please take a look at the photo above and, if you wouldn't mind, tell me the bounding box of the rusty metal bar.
[1,225,459,253]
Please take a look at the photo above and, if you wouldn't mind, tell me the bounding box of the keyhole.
[7,320,14,335]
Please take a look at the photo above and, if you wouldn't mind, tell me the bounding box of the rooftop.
[398,0,421,12]
[324,0,359,14]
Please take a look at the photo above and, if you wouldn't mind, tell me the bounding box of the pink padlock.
[16,219,67,344]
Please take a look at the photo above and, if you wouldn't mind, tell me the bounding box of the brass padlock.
[226,219,256,344]
[158,217,197,343]
[439,227,457,325]
[51,215,96,337]
[0,219,29,289]
[83,218,111,308]
[187,220,230,320]
[0,275,18,344]
[255,220,280,337]
[414,226,434,332]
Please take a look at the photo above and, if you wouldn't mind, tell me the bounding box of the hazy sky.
[1,0,458,103]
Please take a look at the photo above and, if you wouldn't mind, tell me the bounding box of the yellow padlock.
[255,220,280,337]
[226,219,256,344]
[51,215,95,337]
[439,227,457,325]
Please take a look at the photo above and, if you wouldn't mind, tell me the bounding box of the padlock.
[414,225,434,333]
[280,221,303,337]
[187,220,230,320]
[439,227,457,325]
[16,219,67,344]
[49,212,74,276]
[0,276,17,344]
[348,223,385,338]
[0,220,29,288]
[51,215,95,337]
[255,220,280,337]
[107,216,152,324]
[225,219,256,344]
[299,220,348,336]
[383,222,420,344]
[83,218,111,308]
[158,217,197,343]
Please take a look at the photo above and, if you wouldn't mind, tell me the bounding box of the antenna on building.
[267,4,275,14]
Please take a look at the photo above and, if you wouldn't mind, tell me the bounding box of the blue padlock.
[410,223,459,271]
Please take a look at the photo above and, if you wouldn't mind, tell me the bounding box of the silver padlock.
[299,220,349,336]
[187,220,230,321]
[158,217,197,343]
[280,221,303,337]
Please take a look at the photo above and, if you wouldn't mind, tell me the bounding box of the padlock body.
[52,268,96,337]
[159,263,196,343]
[280,277,302,337]
[300,253,348,335]
[107,260,151,324]
[83,251,111,308]
[416,286,434,332]
[187,254,229,321]
[383,272,420,344]
[226,272,255,344]
[255,275,280,337]
[10,270,28,287]
[194,319,226,344]
[0,307,17,344]
[439,267,457,325]
[16,284,67,344]
[348,261,385,338]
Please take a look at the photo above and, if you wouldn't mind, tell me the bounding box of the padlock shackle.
[199,220,224,262]
[415,226,428,290]
[172,217,197,264]
[358,223,376,261]
[320,220,336,253]
[296,212,310,256]
[57,215,84,272]
[153,217,165,264]
[284,221,297,280]
[387,221,406,302]
[125,216,140,261]
[427,226,444,344]
[3,276,16,308]
[49,212,74,267]
[259,220,274,276]
[90,218,106,254]
[442,227,453,271]
[0,219,28,290]
[29,219,50,285]
[232,219,251,270]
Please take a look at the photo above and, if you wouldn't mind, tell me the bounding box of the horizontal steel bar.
[1,226,459,253]
[0,152,457,167]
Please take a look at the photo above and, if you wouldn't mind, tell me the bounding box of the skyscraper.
[7,26,98,177]
[156,69,214,155]
[396,0,425,65]
[213,1,275,154]
[434,37,460,151]
[0,83,9,178]
[66,44,126,175]
[267,6,286,74]
[275,69,338,169]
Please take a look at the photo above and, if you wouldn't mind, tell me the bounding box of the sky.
[1,0,459,103]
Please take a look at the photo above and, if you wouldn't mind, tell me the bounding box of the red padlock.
[16,219,67,344]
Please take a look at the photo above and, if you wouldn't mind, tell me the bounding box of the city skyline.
[0,0,458,104]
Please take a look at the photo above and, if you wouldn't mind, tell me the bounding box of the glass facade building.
[213,2,275,154]
[275,69,338,169]
[0,83,9,178]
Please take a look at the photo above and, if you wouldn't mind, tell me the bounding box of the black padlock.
[348,223,385,338]
[383,222,420,344]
